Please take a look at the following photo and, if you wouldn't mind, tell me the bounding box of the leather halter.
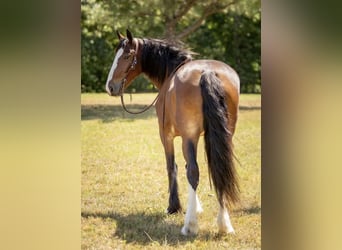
[118,39,138,95]
[119,38,160,114]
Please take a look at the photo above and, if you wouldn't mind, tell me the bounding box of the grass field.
[81,93,261,249]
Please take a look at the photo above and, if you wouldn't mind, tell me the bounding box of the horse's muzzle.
[107,81,123,96]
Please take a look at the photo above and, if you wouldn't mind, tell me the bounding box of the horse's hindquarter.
[160,60,240,138]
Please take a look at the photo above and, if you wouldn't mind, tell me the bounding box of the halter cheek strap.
[119,39,139,95]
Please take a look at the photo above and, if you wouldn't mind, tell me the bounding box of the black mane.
[141,39,193,85]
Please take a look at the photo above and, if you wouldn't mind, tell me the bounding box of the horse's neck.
[140,72,162,90]
[139,38,190,90]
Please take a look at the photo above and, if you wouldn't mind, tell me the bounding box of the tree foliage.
[188,12,260,93]
[81,0,260,93]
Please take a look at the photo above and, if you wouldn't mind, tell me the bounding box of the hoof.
[218,223,235,234]
[166,206,181,214]
[181,223,198,236]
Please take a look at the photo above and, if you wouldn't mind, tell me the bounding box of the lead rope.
[120,92,159,114]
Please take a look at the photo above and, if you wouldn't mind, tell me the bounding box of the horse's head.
[106,29,140,96]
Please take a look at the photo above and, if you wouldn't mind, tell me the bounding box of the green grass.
[81,93,261,249]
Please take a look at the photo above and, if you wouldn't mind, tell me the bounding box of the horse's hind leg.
[181,138,202,235]
[217,205,235,234]
[163,137,181,214]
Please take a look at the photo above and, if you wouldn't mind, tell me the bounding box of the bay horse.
[106,29,240,236]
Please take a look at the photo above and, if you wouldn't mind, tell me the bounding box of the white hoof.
[181,222,199,236]
[218,223,235,234]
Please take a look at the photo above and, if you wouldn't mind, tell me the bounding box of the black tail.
[200,71,239,208]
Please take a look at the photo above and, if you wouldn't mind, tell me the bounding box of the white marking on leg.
[181,184,199,235]
[196,193,203,213]
[217,206,235,234]
[105,48,124,94]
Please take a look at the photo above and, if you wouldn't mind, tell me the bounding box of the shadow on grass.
[239,106,261,111]
[81,211,218,246]
[234,205,261,215]
[81,104,156,122]
[81,104,259,123]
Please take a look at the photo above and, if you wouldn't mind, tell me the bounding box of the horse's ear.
[126,29,133,43]
[116,30,124,40]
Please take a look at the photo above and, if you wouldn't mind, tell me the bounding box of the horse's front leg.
[163,136,181,214]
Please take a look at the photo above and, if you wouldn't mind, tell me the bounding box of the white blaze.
[106,48,124,94]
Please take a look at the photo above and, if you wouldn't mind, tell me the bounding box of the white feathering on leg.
[181,184,199,235]
[195,193,203,213]
[217,206,235,234]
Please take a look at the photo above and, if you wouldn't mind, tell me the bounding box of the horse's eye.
[123,54,130,60]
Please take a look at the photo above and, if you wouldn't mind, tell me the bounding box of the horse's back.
[175,60,239,91]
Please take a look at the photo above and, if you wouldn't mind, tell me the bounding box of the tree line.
[81,0,260,93]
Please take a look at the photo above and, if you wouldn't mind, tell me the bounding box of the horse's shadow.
[81,104,156,123]
[81,104,260,123]
[81,211,200,245]
[82,205,260,246]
